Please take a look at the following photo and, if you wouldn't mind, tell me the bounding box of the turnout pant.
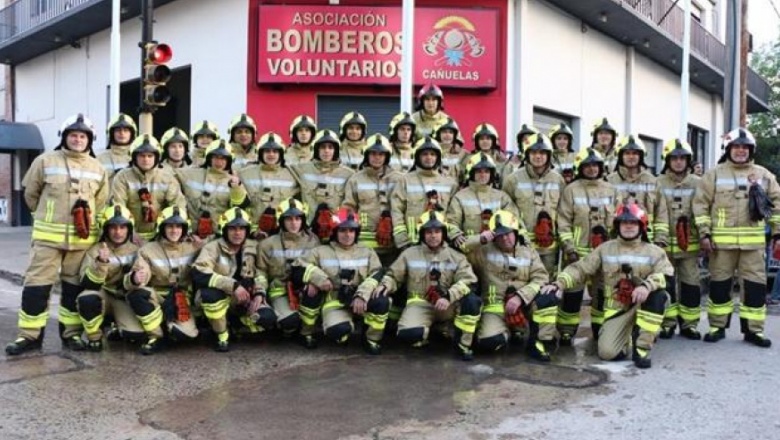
[126,287,198,340]
[598,290,667,361]
[397,293,482,349]
[707,249,766,333]
[662,256,701,331]
[76,290,144,341]
[476,294,559,351]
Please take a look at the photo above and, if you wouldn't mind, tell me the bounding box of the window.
[532,108,578,151]
[317,95,399,135]
[639,135,661,174]
[687,124,708,169]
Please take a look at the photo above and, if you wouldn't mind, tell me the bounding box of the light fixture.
[53,35,62,43]
[600,12,608,23]
[643,39,650,48]
[671,56,677,64]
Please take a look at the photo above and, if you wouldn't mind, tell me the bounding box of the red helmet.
[613,200,648,232]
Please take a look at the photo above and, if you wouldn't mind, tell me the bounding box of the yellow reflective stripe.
[268,286,285,299]
[299,304,321,326]
[388,305,403,320]
[532,306,557,324]
[636,308,663,333]
[255,274,268,286]
[556,309,580,325]
[363,278,379,290]
[322,299,343,311]
[559,273,574,290]
[303,264,317,283]
[482,303,504,314]
[694,215,710,226]
[739,305,766,321]
[364,311,388,331]
[85,266,106,285]
[451,281,470,297]
[454,313,480,333]
[202,297,230,320]
[590,308,605,325]
[664,303,679,319]
[407,296,428,305]
[137,306,163,332]
[407,217,417,243]
[239,315,262,333]
[678,304,701,322]
[716,208,726,228]
[207,274,229,289]
[770,214,780,224]
[45,199,55,223]
[392,225,406,235]
[230,189,246,206]
[81,314,104,336]
[488,285,497,305]
[33,220,99,244]
[138,230,156,241]
[18,309,48,329]
[58,307,82,326]
[707,298,733,316]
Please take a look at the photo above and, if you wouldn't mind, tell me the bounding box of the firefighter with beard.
[591,117,619,175]
[124,207,200,355]
[97,113,136,182]
[76,205,143,351]
[556,147,619,345]
[461,123,509,186]
[343,133,404,266]
[339,111,368,170]
[159,127,192,171]
[549,123,577,184]
[656,139,703,340]
[462,210,558,360]
[543,200,673,368]
[388,111,417,173]
[190,120,220,168]
[255,198,320,338]
[111,135,186,243]
[412,84,450,137]
[294,208,386,353]
[177,139,250,241]
[192,208,272,351]
[6,114,109,356]
[502,133,565,277]
[239,132,300,239]
[285,115,317,166]
[607,135,669,247]
[227,113,258,170]
[372,211,480,360]
[447,153,519,244]
[391,136,459,248]
[693,128,780,347]
[435,118,467,181]
[291,129,355,244]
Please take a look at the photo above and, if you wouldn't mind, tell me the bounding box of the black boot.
[658,325,676,339]
[703,327,726,343]
[679,327,702,340]
[62,335,87,351]
[528,340,552,362]
[744,332,772,348]
[5,336,43,356]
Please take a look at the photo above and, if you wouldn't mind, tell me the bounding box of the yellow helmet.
[289,115,317,145]
[547,123,574,152]
[362,133,393,167]
[99,204,135,243]
[434,118,461,144]
[660,138,693,173]
[276,198,309,225]
[573,147,605,178]
[515,123,539,147]
[616,134,647,168]
[313,129,341,161]
[218,207,252,238]
[489,210,520,236]
[106,113,138,145]
[465,152,497,182]
[590,117,618,147]
[339,111,367,141]
[191,120,220,141]
[417,211,448,242]
[412,135,442,170]
[129,134,163,166]
[228,113,257,140]
[203,139,234,170]
[473,123,500,150]
[156,206,189,240]
[388,111,417,141]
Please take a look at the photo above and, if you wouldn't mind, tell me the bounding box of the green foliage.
[749,38,780,174]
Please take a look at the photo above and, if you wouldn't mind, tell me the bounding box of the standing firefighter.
[159,127,192,171]
[372,211,480,360]
[291,129,355,244]
[462,210,557,360]
[294,209,387,353]
[343,133,404,266]
[285,115,317,166]
[111,134,186,242]
[412,84,450,137]
[239,131,300,239]
[656,139,703,339]
[124,207,200,355]
[556,147,619,345]
[461,123,509,185]
[435,118,467,181]
[591,117,619,175]
[97,113,137,182]
[227,113,258,170]
[543,201,673,368]
[255,199,321,337]
[502,133,565,277]
[76,205,143,351]
[549,123,577,184]
[339,111,369,170]
[388,111,418,173]
[190,120,220,168]
[693,128,780,347]
[192,208,272,352]
[6,114,109,355]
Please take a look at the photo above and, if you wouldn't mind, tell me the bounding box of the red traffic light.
[146,43,172,64]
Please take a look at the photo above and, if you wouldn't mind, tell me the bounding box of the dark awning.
[0,121,44,152]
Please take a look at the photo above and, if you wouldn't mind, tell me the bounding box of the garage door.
[317,95,400,136]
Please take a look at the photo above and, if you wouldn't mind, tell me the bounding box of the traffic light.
[142,41,172,108]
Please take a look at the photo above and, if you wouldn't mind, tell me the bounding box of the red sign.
[257,5,498,89]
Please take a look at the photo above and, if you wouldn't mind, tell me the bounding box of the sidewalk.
[0,226,31,285]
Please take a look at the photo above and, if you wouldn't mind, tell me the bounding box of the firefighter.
[190,120,220,167]
[656,139,702,339]
[462,210,557,360]
[543,200,673,368]
[124,207,200,355]
[549,123,577,184]
[461,123,509,186]
[515,124,539,151]
[111,134,187,242]
[607,135,670,247]
[411,84,450,138]
[388,111,417,173]
[339,111,368,170]
[239,131,300,239]
[343,133,404,266]
[159,127,193,171]
[447,153,519,241]
[227,113,258,170]
[97,113,137,182]
[556,147,619,345]
[503,123,539,185]
[177,139,250,241]
[285,115,317,166]
[290,129,355,244]
[590,117,619,175]
[435,118,467,181]
[294,208,387,353]
[6,114,109,356]
[693,127,780,347]
[372,211,480,360]
[255,198,321,337]
[391,136,459,248]
[502,133,565,277]
[76,205,143,351]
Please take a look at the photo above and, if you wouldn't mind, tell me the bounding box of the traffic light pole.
[139,0,155,136]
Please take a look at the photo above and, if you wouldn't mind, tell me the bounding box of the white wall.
[15,0,248,151]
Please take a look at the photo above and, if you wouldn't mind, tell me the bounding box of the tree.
[748,37,780,175]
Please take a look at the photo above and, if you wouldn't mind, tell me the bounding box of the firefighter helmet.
[660,138,693,174]
[388,111,417,142]
[257,131,286,166]
[416,84,444,112]
[489,210,520,237]
[218,207,252,238]
[156,206,189,240]
[466,153,497,183]
[411,136,442,170]
[130,134,163,168]
[615,134,647,168]
[106,113,137,147]
[289,115,317,145]
[591,117,618,146]
[473,123,501,150]
[548,123,574,152]
[523,133,554,164]
[191,120,220,142]
[339,111,368,141]
[719,127,756,163]
[434,118,461,144]
[417,210,448,243]
[573,147,605,179]
[613,199,649,239]
[276,198,309,227]
[57,113,97,156]
[362,133,393,167]
[515,124,539,148]
[160,127,191,165]
[203,139,234,171]
[228,113,257,140]
[99,204,135,244]
[313,129,341,161]
[331,207,361,244]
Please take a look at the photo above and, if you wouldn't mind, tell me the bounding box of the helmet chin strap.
[618,229,641,241]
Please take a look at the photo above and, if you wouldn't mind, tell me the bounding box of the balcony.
[0,0,178,65]
[544,0,771,113]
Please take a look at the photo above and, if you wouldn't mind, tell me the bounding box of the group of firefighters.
[5,84,780,369]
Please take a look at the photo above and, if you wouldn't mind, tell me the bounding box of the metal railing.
[0,0,93,42]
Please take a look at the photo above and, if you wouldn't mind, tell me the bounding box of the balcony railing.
[0,0,93,42]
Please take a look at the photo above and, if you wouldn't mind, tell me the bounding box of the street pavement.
[0,227,779,439]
